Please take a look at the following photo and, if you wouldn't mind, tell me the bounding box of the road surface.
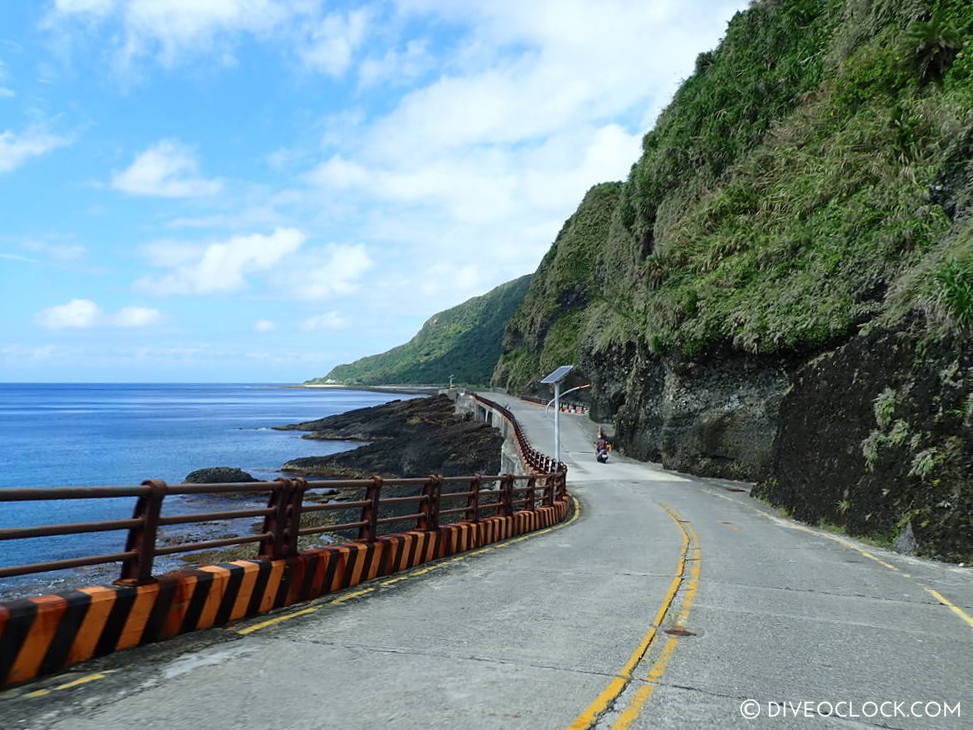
[2,394,971,728]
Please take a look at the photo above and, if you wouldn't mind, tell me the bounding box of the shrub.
[933,257,973,328]
[900,10,964,85]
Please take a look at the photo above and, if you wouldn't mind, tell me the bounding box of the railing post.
[500,474,514,517]
[543,474,555,506]
[524,475,536,511]
[465,475,481,522]
[358,476,383,542]
[259,478,295,560]
[557,471,568,500]
[285,477,307,557]
[116,479,167,586]
[418,474,441,531]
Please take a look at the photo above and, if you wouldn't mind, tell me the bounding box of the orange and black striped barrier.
[0,501,569,687]
[0,395,569,688]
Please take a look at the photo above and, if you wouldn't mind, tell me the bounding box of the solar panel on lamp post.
[540,365,573,463]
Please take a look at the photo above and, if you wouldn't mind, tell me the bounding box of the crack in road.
[702,577,946,606]
[269,633,624,681]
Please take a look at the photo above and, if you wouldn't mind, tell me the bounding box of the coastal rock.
[280,395,504,539]
[274,397,424,440]
[183,466,256,484]
[280,395,501,478]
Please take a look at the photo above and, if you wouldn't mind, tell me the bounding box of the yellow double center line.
[568,504,700,730]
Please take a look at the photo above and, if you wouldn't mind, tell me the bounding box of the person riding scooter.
[595,432,610,463]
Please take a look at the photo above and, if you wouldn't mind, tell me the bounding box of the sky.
[0,0,748,383]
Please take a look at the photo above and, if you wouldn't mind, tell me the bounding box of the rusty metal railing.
[471,393,567,476]
[0,394,567,587]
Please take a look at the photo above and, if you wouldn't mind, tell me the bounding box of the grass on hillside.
[590,0,973,359]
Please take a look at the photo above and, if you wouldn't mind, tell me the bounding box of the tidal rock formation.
[183,466,256,484]
[280,395,502,478]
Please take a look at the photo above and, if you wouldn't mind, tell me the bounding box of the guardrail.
[0,395,566,588]
[0,394,572,689]
[0,473,566,585]
[471,393,567,475]
[517,394,588,415]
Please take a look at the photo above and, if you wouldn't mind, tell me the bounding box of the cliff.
[493,0,973,560]
[310,275,531,386]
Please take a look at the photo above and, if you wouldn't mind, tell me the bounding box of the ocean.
[0,383,416,596]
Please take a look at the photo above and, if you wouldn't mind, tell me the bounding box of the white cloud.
[53,0,116,15]
[302,311,348,331]
[358,39,431,88]
[298,8,369,77]
[0,344,60,361]
[47,0,368,76]
[304,155,370,188]
[20,239,87,261]
[307,123,641,233]
[111,139,221,197]
[35,298,164,329]
[0,58,15,97]
[289,243,373,300]
[254,319,276,332]
[136,227,307,295]
[138,239,203,267]
[418,263,482,298]
[289,0,749,323]
[47,0,293,68]
[112,306,163,327]
[0,128,70,174]
[0,252,38,264]
[36,299,102,329]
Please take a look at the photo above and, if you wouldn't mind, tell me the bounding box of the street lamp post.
[544,384,591,463]
[540,365,574,463]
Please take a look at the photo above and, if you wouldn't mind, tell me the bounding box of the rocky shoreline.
[276,394,503,540]
[1,394,498,601]
[277,395,501,478]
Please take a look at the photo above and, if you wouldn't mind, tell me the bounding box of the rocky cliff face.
[760,322,973,559]
[492,0,973,560]
[589,343,791,481]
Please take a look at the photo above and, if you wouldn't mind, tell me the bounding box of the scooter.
[596,446,609,464]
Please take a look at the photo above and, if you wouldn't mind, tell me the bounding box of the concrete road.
[2,394,971,729]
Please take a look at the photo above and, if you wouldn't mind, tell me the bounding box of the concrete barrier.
[0,501,569,688]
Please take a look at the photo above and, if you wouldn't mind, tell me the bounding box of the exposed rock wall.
[490,0,973,560]
[758,324,973,560]
[587,341,789,480]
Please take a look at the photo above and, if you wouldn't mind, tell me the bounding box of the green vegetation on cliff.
[310,275,531,386]
[492,183,622,391]
[498,0,973,391]
[494,0,973,559]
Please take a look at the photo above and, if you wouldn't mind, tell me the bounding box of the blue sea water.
[0,383,415,593]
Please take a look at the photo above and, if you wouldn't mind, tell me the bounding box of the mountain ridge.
[492,0,973,560]
[308,275,532,386]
